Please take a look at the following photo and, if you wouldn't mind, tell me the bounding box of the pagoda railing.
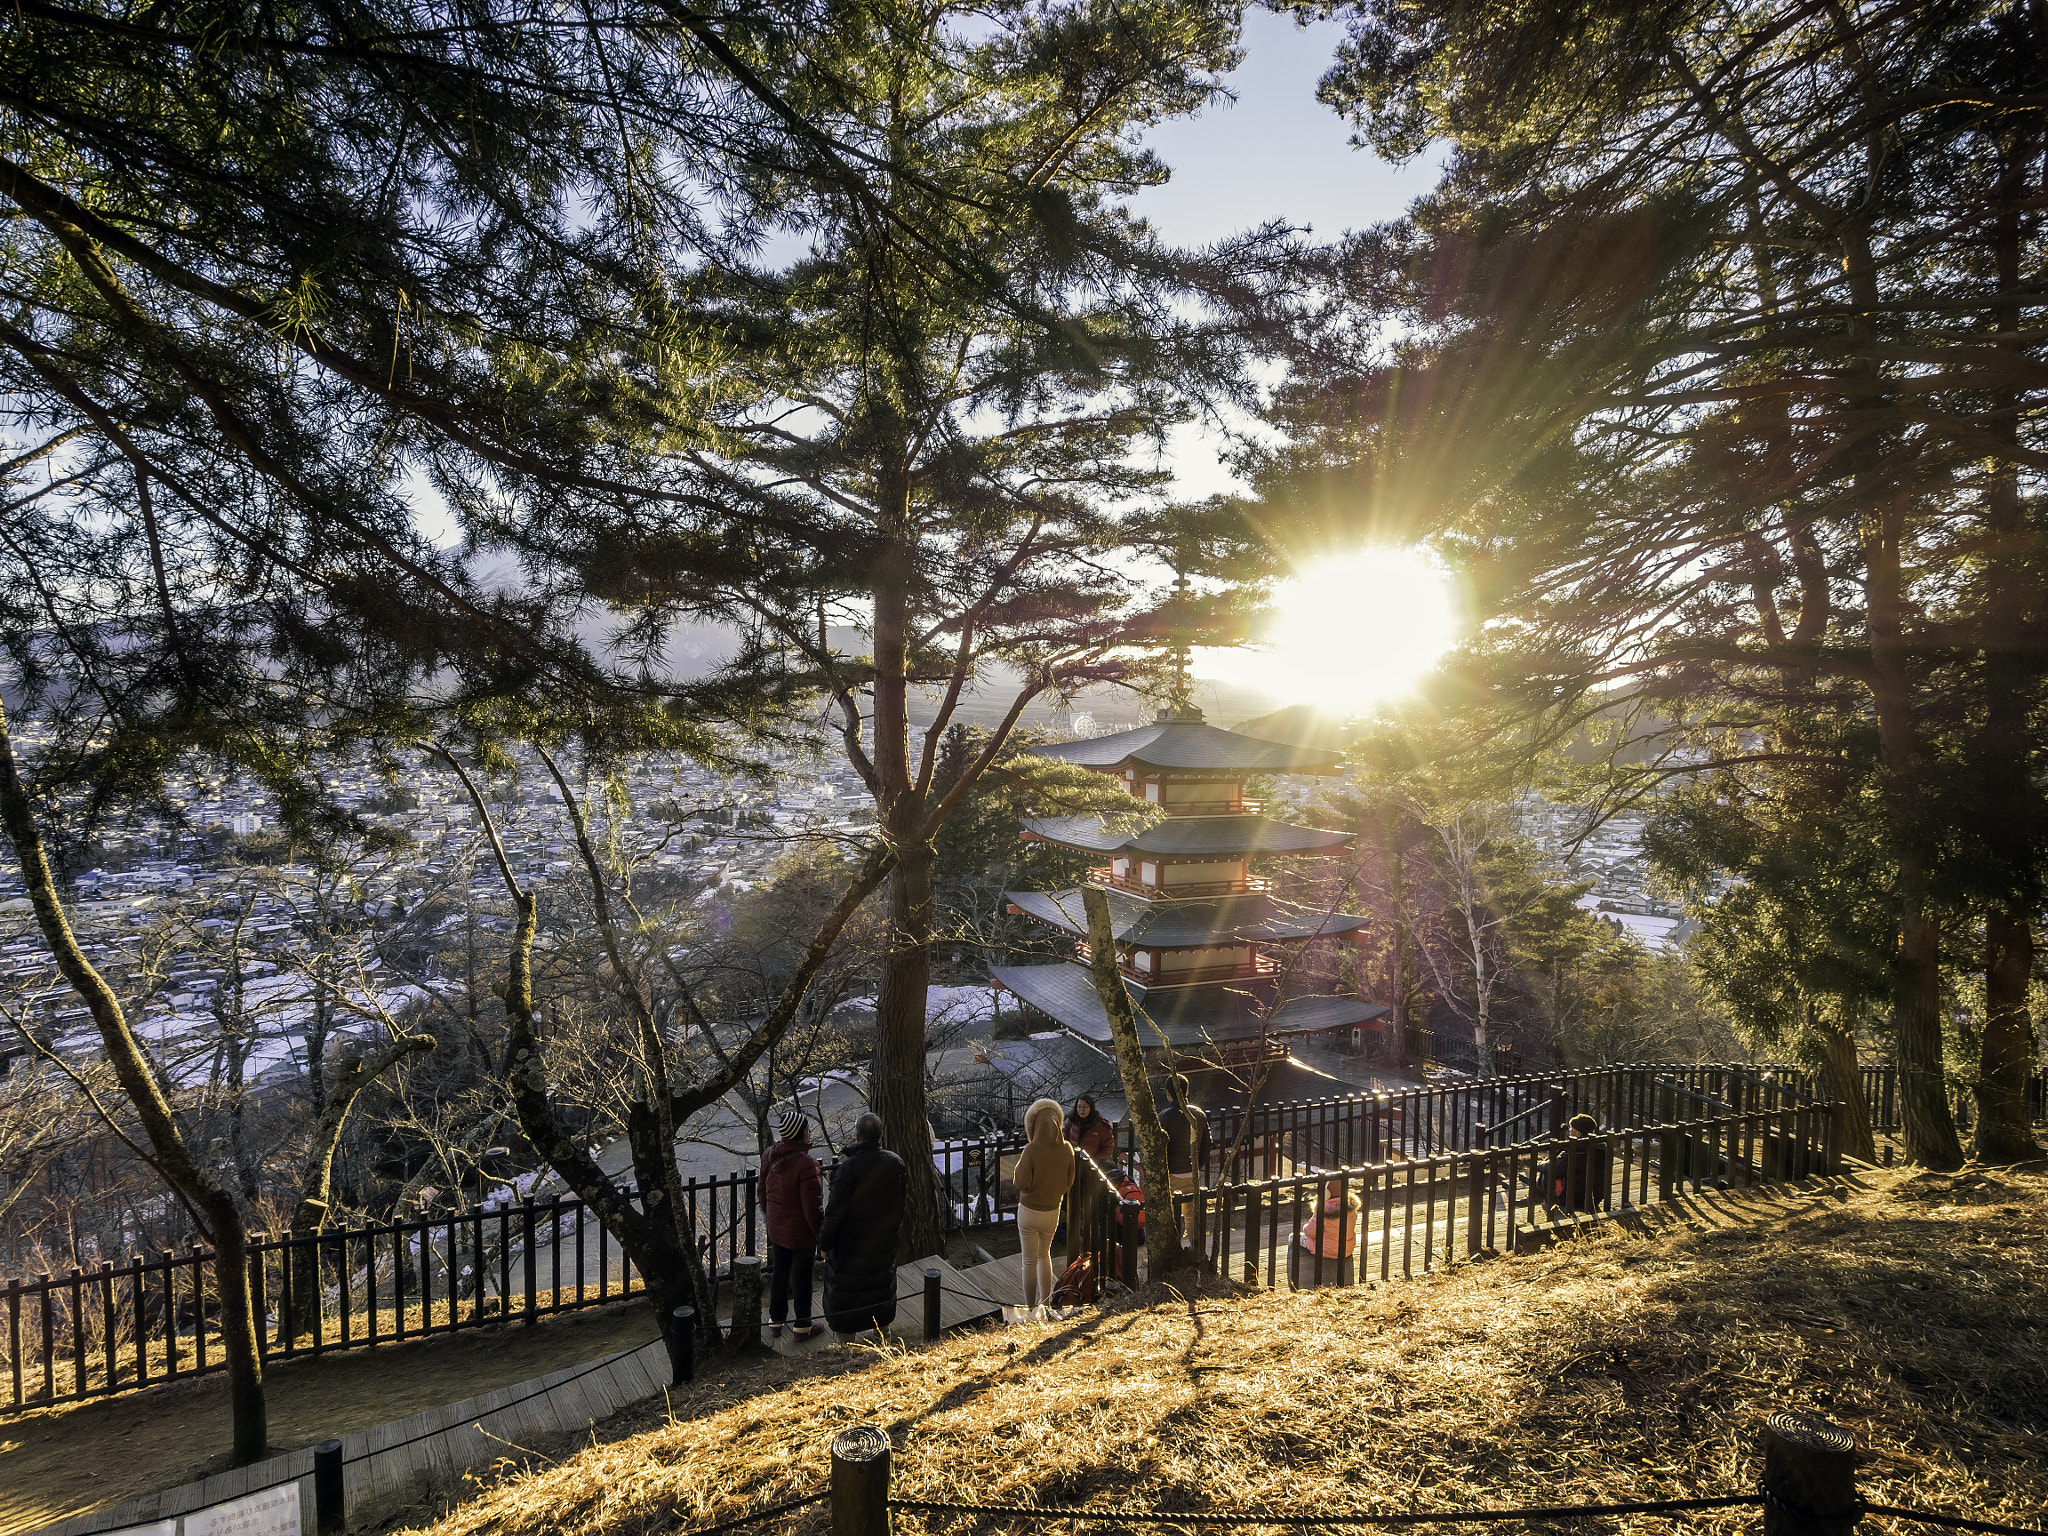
[1073,944,1280,988]
[1085,867,1274,898]
[1154,797,1263,817]
[1131,955,1282,988]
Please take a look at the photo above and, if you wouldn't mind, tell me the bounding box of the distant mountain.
[1231,703,1366,752]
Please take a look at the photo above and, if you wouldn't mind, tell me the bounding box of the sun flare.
[1193,548,1459,713]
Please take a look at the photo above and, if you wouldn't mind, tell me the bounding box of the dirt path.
[0,1297,662,1536]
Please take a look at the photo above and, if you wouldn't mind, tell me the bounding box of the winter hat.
[775,1106,808,1142]
[1569,1113,1598,1135]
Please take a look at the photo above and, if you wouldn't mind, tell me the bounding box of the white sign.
[184,1482,300,1536]
[103,1522,177,1536]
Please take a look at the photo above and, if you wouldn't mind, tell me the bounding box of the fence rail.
[7,1055,2029,1415]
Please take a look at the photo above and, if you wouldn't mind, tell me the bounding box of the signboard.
[185,1482,300,1536]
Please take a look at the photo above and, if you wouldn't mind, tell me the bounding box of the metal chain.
[887,1493,1763,1525]
[674,1492,830,1536]
[1862,1506,2046,1536]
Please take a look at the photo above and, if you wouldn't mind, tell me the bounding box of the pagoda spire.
[1160,569,1203,723]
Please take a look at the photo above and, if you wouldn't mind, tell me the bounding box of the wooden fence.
[3,1055,2013,1415]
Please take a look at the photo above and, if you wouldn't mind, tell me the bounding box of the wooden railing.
[2,1131,1025,1415]
[1189,1098,1839,1291]
[1084,868,1274,898]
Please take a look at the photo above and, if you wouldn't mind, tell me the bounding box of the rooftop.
[1006,887,1367,948]
[1030,709,1343,776]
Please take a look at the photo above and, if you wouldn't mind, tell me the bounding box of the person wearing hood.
[758,1105,824,1340]
[819,1112,907,1336]
[1014,1097,1076,1317]
[1288,1176,1361,1289]
[1063,1095,1116,1166]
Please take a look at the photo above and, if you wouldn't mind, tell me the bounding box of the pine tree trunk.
[867,517,940,1261]
[872,838,940,1258]
[1812,1003,1876,1165]
[0,701,268,1463]
[1971,133,2043,1167]
[1082,887,1189,1276]
[1976,908,2040,1162]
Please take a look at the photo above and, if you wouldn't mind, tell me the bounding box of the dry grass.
[394,1162,2047,1536]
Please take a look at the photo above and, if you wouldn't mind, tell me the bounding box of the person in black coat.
[819,1112,907,1335]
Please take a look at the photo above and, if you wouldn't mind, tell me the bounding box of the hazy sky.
[1132,10,1440,251]
[1125,11,1441,502]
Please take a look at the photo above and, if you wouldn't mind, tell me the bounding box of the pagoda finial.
[1160,569,1203,722]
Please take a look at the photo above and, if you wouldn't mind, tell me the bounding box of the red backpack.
[1051,1250,1098,1306]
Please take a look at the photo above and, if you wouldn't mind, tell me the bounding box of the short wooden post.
[313,1438,345,1536]
[730,1254,766,1353]
[830,1424,891,1536]
[1464,1155,1483,1256]
[664,1305,695,1385]
[1761,1412,1857,1536]
[922,1268,942,1342]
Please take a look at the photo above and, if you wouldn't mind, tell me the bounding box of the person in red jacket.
[1063,1095,1117,1167]
[759,1106,825,1339]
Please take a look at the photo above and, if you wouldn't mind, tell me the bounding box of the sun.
[1193,547,1459,713]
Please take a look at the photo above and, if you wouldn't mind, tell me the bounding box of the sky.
[1130,10,1441,251]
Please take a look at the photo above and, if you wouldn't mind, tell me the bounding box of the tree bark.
[867,515,941,1261]
[287,1035,434,1338]
[0,700,267,1463]
[1810,1003,1876,1165]
[1081,886,1191,1276]
[1976,908,2040,1162]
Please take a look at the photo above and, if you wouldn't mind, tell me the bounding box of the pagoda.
[991,704,1387,1071]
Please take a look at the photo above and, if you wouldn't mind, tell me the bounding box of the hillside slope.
[402,1163,2046,1536]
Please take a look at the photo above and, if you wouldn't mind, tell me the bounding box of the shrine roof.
[1006,887,1368,948]
[1021,813,1351,858]
[990,962,1387,1049]
[1032,713,1342,775]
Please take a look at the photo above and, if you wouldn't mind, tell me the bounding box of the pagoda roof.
[1007,887,1368,948]
[1032,713,1342,776]
[991,962,1387,1050]
[1022,813,1351,859]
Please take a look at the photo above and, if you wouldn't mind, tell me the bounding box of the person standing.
[758,1105,824,1340]
[1063,1094,1116,1167]
[1015,1097,1076,1317]
[819,1112,908,1336]
[1156,1074,1212,1248]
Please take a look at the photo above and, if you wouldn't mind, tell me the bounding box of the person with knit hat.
[759,1105,825,1339]
[1541,1113,1611,1214]
[1013,1097,1076,1318]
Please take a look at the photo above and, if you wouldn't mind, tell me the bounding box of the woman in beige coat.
[1013,1097,1076,1316]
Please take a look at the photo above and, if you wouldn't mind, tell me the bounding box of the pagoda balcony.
[1150,796,1264,818]
[1075,944,1282,987]
[1085,866,1273,898]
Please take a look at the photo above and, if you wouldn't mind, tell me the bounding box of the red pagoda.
[991,705,1386,1071]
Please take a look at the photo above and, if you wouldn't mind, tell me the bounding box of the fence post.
[922,1269,942,1342]
[830,1424,892,1536]
[1118,1198,1142,1289]
[1464,1155,1483,1256]
[664,1305,696,1385]
[1657,1084,1677,1202]
[1761,1412,1857,1536]
[313,1438,345,1536]
[730,1255,765,1353]
[522,1201,538,1324]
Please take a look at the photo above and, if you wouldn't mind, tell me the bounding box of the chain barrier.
[886,1492,1764,1525]
[675,1492,830,1536]
[1863,1505,2047,1536]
